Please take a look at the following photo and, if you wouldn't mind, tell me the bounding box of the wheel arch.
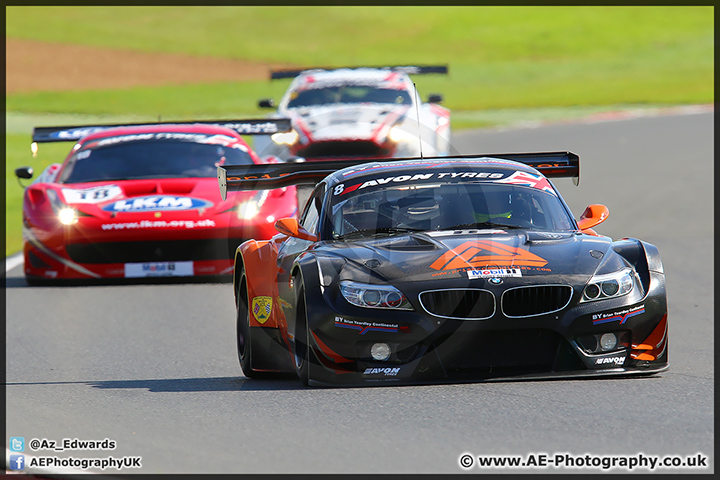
[290,252,327,332]
[233,239,280,325]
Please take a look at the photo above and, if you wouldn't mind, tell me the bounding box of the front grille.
[501,285,573,317]
[419,289,495,320]
[297,141,389,159]
[66,238,245,264]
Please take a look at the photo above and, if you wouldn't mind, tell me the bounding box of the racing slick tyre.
[25,276,55,287]
[236,267,263,379]
[236,267,292,379]
[293,285,311,386]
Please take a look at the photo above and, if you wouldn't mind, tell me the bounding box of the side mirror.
[427,94,443,104]
[577,204,609,232]
[15,166,34,179]
[258,99,276,109]
[274,217,317,242]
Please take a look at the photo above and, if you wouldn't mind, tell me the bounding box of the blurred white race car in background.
[254,65,451,161]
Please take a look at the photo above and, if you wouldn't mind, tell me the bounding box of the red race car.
[14,119,297,284]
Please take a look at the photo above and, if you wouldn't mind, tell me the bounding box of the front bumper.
[22,220,271,281]
[301,275,669,387]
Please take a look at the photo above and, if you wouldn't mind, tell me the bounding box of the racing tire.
[236,268,262,379]
[293,285,311,386]
[25,276,54,287]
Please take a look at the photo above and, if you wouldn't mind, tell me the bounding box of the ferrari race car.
[218,152,669,386]
[253,65,451,161]
[15,119,297,284]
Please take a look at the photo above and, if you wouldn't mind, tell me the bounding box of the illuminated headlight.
[238,201,260,219]
[388,125,416,143]
[339,281,413,310]
[237,190,268,220]
[47,189,77,224]
[58,207,78,225]
[271,129,299,146]
[581,267,638,302]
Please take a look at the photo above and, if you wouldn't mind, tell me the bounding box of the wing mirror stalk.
[275,217,317,242]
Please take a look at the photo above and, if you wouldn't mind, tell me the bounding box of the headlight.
[58,208,78,225]
[339,281,413,310]
[581,267,638,302]
[271,129,299,146]
[238,201,260,219]
[47,190,79,225]
[388,125,416,143]
[237,190,268,219]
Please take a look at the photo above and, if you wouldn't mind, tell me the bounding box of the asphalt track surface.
[5,111,713,475]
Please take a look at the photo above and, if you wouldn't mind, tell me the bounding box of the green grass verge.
[6,6,712,66]
[6,6,713,116]
[6,135,69,256]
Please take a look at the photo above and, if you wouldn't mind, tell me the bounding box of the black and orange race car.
[217,152,668,386]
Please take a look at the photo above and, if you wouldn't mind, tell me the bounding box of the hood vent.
[158,180,195,195]
[122,182,158,197]
[119,180,197,197]
[371,235,437,251]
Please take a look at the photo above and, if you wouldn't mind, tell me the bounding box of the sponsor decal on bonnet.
[467,268,522,279]
[62,185,122,204]
[431,240,548,270]
[103,195,212,212]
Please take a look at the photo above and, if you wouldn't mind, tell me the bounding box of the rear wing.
[218,151,579,200]
[270,64,449,80]
[31,119,292,143]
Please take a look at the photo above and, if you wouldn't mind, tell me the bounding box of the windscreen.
[59,136,255,184]
[325,181,575,239]
[287,85,412,108]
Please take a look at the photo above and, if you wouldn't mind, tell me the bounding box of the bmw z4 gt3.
[218,152,668,386]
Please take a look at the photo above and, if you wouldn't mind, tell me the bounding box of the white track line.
[6,253,24,273]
